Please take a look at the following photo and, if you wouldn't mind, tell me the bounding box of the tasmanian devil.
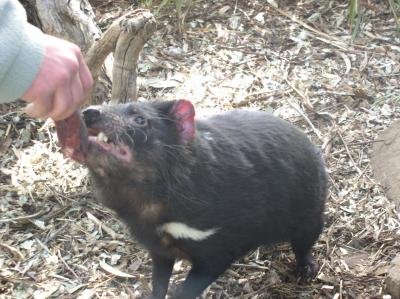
[77,100,327,299]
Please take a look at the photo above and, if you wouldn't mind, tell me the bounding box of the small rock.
[371,120,400,209]
[386,255,400,299]
[267,0,278,8]
[254,12,265,24]
[228,15,241,30]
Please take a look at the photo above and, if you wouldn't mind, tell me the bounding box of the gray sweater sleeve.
[0,0,45,103]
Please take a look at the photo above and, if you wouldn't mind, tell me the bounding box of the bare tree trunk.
[111,10,156,103]
[22,0,101,53]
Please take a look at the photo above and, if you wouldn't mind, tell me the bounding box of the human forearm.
[0,0,45,103]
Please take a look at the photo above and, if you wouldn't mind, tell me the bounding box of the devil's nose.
[82,107,101,126]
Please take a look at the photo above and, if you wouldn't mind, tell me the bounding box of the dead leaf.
[0,137,12,155]
[99,260,136,278]
[336,51,351,74]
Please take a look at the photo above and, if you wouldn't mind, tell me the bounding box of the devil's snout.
[82,107,102,127]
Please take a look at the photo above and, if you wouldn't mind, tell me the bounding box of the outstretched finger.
[49,79,78,121]
[70,73,84,112]
[25,93,54,119]
[77,53,93,103]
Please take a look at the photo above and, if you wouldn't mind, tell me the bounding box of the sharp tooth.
[97,132,108,143]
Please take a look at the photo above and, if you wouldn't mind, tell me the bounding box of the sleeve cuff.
[0,24,45,103]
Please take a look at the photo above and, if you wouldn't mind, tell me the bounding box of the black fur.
[82,100,327,299]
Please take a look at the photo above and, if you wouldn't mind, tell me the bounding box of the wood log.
[85,9,156,103]
[112,10,156,103]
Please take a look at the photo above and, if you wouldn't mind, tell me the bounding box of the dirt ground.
[1,0,400,298]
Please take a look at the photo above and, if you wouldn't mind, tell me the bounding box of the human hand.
[21,34,93,121]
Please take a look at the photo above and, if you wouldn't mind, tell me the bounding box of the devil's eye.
[134,115,147,126]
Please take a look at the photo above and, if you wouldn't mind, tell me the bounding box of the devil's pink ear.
[170,100,196,144]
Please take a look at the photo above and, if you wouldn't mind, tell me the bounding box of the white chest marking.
[158,222,218,241]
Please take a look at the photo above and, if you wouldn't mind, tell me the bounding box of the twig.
[370,72,400,78]
[266,3,349,50]
[35,238,52,255]
[283,65,322,140]
[0,275,34,285]
[286,98,323,141]
[44,184,90,203]
[0,111,19,120]
[355,165,372,183]
[0,243,25,260]
[284,77,314,111]
[41,205,71,222]
[353,210,387,239]
[86,211,124,240]
[233,89,290,107]
[238,283,275,299]
[231,263,269,270]
[347,139,384,146]
[44,222,70,243]
[57,249,80,280]
[0,211,45,223]
[266,3,378,53]
[309,91,356,97]
[337,130,363,175]
[388,0,400,34]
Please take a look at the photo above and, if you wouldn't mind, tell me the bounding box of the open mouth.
[88,129,132,162]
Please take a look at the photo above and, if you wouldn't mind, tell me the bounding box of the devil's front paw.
[169,286,198,299]
[296,258,318,283]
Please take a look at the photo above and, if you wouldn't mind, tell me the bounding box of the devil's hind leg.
[290,220,323,282]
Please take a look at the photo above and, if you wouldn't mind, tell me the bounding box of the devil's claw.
[55,111,89,164]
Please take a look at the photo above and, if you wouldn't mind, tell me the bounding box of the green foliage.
[349,0,400,39]
[348,0,364,42]
[348,0,358,27]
